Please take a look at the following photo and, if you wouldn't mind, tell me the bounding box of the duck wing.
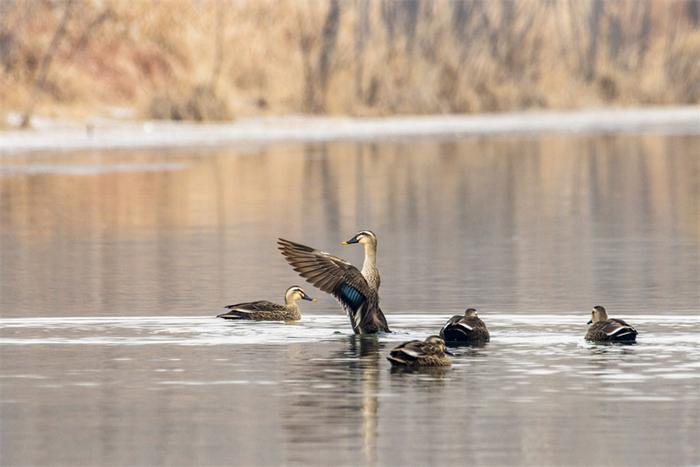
[464,316,488,330]
[223,300,285,312]
[610,318,635,329]
[278,238,377,332]
[217,300,286,319]
[388,340,424,364]
[440,315,466,334]
[604,318,637,336]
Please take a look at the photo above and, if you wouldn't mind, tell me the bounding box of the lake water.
[1,132,699,466]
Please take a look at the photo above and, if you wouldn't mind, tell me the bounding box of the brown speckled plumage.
[217,286,313,322]
[387,336,452,367]
[218,301,300,321]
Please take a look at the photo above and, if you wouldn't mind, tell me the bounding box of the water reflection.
[355,336,381,466]
[1,315,699,465]
[1,133,699,465]
[2,134,698,319]
[279,336,384,465]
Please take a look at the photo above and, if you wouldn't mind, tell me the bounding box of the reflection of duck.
[346,334,383,358]
[439,308,490,345]
[278,231,390,334]
[216,286,314,321]
[352,336,381,465]
[585,306,638,343]
[387,336,453,367]
[280,336,383,465]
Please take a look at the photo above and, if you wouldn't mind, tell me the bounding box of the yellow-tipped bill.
[341,234,360,245]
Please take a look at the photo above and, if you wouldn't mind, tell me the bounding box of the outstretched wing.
[278,238,375,331]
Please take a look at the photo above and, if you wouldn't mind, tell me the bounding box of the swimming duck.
[278,230,390,334]
[387,336,453,367]
[439,308,490,345]
[585,305,638,343]
[217,286,314,321]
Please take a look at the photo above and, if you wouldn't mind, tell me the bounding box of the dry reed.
[1,0,699,124]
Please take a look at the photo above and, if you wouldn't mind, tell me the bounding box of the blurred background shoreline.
[1,106,699,154]
[1,0,699,131]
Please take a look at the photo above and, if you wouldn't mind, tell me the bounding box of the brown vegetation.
[1,0,699,125]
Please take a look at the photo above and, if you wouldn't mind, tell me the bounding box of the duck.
[585,305,638,343]
[278,230,390,334]
[387,336,453,367]
[439,308,490,345]
[217,286,314,321]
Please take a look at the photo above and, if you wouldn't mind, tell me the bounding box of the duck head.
[285,286,315,305]
[588,305,608,324]
[341,230,377,248]
[425,335,453,355]
[464,308,478,317]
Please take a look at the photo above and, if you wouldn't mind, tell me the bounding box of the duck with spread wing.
[277,230,390,334]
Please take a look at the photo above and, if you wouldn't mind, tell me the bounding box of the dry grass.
[1,0,699,124]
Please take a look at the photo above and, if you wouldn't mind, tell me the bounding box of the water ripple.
[1,314,698,346]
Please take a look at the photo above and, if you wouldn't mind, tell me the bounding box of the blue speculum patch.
[338,284,364,310]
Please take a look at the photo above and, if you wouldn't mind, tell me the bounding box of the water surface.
[1,132,699,466]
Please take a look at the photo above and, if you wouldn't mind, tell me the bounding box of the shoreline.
[1,106,698,154]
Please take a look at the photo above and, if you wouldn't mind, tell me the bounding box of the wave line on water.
[1,314,699,346]
[2,314,700,325]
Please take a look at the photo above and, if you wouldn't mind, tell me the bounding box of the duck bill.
[302,292,316,302]
[340,235,359,245]
[587,319,593,325]
[444,349,456,356]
